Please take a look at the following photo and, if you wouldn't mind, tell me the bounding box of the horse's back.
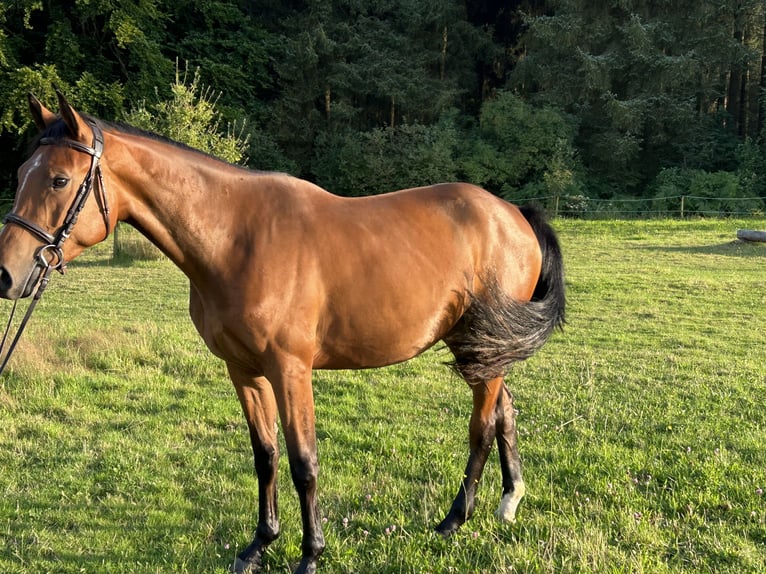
[347,182,542,299]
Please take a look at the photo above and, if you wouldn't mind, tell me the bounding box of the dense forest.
[1,0,765,214]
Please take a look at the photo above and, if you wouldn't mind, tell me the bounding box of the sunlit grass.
[0,219,764,573]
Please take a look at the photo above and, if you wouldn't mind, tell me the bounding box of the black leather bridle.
[0,120,110,374]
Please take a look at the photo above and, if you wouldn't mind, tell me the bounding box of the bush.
[459,91,582,201]
[117,65,250,260]
[736,138,766,200]
[124,65,249,165]
[651,167,764,216]
[560,194,590,217]
[312,116,459,196]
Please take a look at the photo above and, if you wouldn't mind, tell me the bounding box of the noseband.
[0,120,110,374]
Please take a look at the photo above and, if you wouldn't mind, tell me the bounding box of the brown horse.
[0,92,565,574]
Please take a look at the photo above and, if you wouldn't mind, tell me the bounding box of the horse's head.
[0,92,114,299]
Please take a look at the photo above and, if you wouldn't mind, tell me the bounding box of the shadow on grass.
[0,501,223,573]
[638,240,766,258]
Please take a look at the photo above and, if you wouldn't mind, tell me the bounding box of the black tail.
[519,205,566,329]
[445,205,566,384]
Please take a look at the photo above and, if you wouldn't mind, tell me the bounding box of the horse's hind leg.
[495,382,525,522]
[228,366,280,574]
[436,376,504,536]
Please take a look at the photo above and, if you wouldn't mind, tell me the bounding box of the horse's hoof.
[435,517,461,538]
[231,556,260,574]
[293,557,318,574]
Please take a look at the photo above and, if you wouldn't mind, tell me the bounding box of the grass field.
[0,218,764,573]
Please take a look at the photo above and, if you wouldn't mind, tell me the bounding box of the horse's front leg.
[228,366,280,574]
[269,356,325,574]
[436,376,504,536]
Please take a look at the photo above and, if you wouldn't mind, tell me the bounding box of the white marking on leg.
[495,480,525,522]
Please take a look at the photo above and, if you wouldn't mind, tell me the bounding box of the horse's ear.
[55,90,89,141]
[27,93,58,131]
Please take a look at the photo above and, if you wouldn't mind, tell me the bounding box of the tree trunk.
[726,8,746,135]
[737,229,766,242]
[441,25,448,81]
[759,13,766,137]
[726,54,743,133]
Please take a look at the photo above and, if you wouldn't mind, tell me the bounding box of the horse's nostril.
[0,266,13,295]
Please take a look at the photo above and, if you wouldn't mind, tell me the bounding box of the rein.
[0,121,109,375]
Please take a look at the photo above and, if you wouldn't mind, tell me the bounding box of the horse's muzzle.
[0,263,42,300]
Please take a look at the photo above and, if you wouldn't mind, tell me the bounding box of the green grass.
[1,218,765,573]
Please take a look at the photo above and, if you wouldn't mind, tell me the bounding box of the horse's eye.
[52,177,69,189]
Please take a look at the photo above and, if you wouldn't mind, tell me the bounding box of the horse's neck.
[112,134,263,286]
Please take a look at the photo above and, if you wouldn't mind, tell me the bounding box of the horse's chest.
[189,295,222,356]
[188,290,273,372]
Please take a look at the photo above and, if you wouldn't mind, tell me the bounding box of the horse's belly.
[313,295,462,369]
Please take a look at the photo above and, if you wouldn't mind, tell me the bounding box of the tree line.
[1,0,765,213]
